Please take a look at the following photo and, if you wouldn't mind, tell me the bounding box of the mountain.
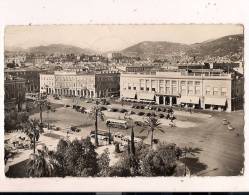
[121,34,244,60]
[188,34,244,57]
[121,41,190,59]
[27,44,95,55]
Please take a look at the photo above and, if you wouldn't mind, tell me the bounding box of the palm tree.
[26,145,58,177]
[35,94,48,124]
[89,102,104,147]
[181,147,202,176]
[21,118,40,153]
[141,116,164,148]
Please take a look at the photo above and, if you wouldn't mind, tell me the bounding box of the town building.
[126,65,155,73]
[4,67,45,93]
[120,70,243,112]
[40,70,120,98]
[4,75,26,112]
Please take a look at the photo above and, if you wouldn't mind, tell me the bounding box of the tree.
[89,103,104,147]
[26,145,58,177]
[35,94,48,124]
[141,116,164,148]
[181,147,201,176]
[97,148,110,177]
[130,127,135,156]
[21,119,40,153]
[54,139,70,177]
[139,144,177,176]
[64,137,98,176]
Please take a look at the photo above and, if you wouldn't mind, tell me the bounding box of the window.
[188,86,194,95]
[140,87,144,90]
[146,87,149,91]
[172,80,177,94]
[206,86,211,95]
[195,86,201,95]
[166,87,171,94]
[128,86,131,90]
[213,87,219,96]
[221,87,227,96]
[152,88,156,92]
[188,81,193,86]
[133,87,136,90]
[166,80,170,86]
[195,81,201,86]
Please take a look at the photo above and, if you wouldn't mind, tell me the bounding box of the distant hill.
[27,44,95,55]
[188,34,244,57]
[121,34,244,60]
[122,41,190,59]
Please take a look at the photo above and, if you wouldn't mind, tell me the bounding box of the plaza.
[5,96,244,177]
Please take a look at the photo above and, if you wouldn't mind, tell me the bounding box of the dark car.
[71,126,81,132]
[138,112,145,116]
[159,113,165,118]
[146,112,152,117]
[120,109,128,113]
[134,121,144,126]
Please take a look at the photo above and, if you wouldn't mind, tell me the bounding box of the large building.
[5,67,45,93]
[40,71,120,98]
[4,75,26,112]
[120,70,244,112]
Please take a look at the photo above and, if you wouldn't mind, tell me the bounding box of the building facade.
[120,71,244,112]
[40,71,120,98]
[5,67,45,93]
[4,75,26,111]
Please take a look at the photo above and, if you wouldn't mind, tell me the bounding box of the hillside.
[27,44,95,55]
[121,34,244,61]
[188,34,244,58]
[122,41,190,59]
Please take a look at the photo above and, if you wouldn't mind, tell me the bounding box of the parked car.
[100,106,107,111]
[71,126,81,132]
[128,110,136,115]
[146,112,152,117]
[120,109,128,113]
[65,105,70,108]
[134,121,144,126]
[112,108,119,112]
[159,113,165,118]
[138,111,145,116]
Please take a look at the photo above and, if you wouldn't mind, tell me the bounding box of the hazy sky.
[5,24,243,52]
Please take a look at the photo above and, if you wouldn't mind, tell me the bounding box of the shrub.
[140,105,145,109]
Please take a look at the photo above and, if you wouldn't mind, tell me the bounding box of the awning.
[205,97,227,106]
[137,92,155,101]
[179,96,200,104]
[121,91,136,99]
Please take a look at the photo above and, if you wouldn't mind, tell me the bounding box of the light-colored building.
[40,71,120,98]
[120,71,244,112]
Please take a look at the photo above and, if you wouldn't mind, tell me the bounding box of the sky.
[5,24,243,52]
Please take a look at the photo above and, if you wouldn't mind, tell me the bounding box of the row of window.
[125,85,228,97]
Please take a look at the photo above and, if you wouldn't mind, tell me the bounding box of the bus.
[25,93,39,101]
[106,119,128,129]
[90,129,113,141]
